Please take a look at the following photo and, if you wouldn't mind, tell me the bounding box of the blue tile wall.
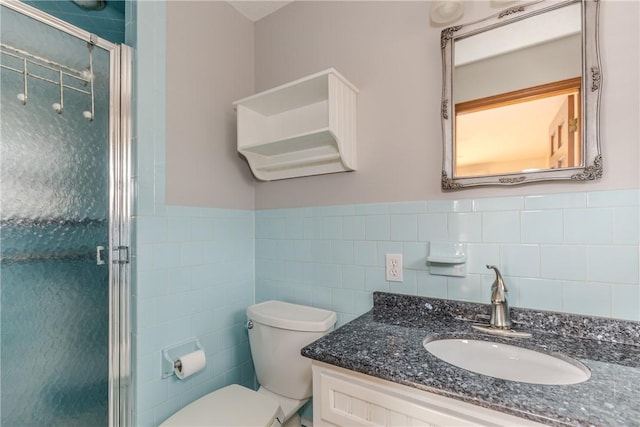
[256,190,640,326]
[131,3,254,426]
[134,207,255,426]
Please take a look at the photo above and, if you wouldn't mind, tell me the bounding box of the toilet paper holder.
[161,338,204,379]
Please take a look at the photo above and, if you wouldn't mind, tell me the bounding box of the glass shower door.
[0,3,131,426]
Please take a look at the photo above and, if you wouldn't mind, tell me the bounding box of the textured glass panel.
[1,261,108,426]
[1,5,111,426]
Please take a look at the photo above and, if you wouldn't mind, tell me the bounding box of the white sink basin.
[423,338,590,385]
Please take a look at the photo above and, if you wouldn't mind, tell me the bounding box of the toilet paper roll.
[174,349,206,380]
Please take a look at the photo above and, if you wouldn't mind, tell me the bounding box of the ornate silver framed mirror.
[440,0,601,190]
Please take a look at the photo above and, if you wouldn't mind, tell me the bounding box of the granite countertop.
[301,292,640,426]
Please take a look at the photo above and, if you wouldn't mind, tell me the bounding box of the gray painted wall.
[454,35,582,103]
[164,1,639,210]
[166,1,256,209]
[253,0,639,209]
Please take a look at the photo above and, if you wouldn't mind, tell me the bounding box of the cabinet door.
[312,363,545,427]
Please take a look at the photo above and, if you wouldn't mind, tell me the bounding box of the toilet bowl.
[159,301,336,427]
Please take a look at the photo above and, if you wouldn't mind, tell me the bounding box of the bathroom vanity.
[311,362,545,426]
[302,292,640,426]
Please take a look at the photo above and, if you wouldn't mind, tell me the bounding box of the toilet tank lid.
[247,301,337,332]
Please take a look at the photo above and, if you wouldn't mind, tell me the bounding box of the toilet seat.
[160,384,283,427]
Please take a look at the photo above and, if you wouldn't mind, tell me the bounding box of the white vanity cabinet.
[312,362,544,427]
[233,69,357,181]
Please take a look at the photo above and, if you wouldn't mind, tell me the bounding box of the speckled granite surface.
[302,292,640,426]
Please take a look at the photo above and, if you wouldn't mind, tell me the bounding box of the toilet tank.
[247,301,336,400]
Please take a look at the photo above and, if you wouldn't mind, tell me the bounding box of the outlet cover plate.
[385,253,403,282]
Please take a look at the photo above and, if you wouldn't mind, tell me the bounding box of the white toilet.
[160,300,337,427]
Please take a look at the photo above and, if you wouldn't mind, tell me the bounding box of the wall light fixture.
[430,0,465,25]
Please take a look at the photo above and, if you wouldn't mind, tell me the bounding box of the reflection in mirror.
[456,77,582,176]
[441,0,602,189]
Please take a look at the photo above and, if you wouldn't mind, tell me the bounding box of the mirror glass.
[441,0,602,189]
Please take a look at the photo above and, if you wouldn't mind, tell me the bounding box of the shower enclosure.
[0,1,131,425]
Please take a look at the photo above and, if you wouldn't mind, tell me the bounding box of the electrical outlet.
[385,253,403,282]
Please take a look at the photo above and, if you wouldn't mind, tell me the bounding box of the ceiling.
[226,1,293,22]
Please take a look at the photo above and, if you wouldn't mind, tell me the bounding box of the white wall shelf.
[233,68,358,181]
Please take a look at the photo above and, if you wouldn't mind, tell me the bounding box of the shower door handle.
[96,246,106,265]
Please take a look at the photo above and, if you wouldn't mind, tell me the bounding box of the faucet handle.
[486,265,511,329]
[486,265,507,301]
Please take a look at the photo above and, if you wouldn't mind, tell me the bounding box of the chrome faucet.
[486,265,511,329]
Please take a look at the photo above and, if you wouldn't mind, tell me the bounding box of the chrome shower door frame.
[109,42,133,427]
[0,1,133,426]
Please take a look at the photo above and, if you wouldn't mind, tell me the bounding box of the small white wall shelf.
[233,68,358,181]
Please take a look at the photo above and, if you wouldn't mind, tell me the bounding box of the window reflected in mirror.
[454,77,581,177]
